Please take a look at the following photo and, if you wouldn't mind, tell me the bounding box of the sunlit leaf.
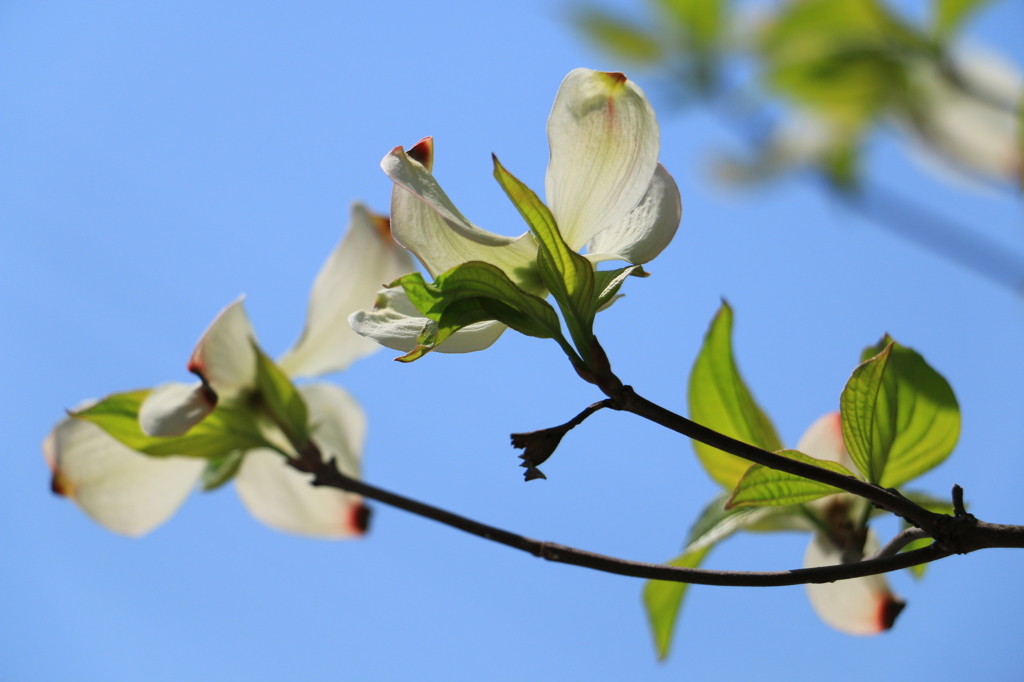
[76,390,268,460]
[644,494,794,659]
[727,449,857,508]
[201,449,246,491]
[933,0,991,38]
[655,0,723,51]
[857,337,960,488]
[592,265,646,313]
[576,11,663,63]
[395,263,569,361]
[689,302,783,489]
[493,156,596,356]
[840,342,894,484]
[254,345,310,450]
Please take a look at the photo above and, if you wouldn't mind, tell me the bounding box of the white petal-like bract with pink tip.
[277,204,417,379]
[356,68,681,355]
[45,416,204,537]
[545,69,660,252]
[804,530,905,635]
[139,381,215,437]
[234,384,367,538]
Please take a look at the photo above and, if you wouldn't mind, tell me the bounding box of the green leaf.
[395,263,572,362]
[727,449,858,508]
[592,265,646,314]
[644,547,711,660]
[759,0,926,130]
[576,11,664,63]
[76,390,268,460]
[254,344,310,450]
[688,302,783,489]
[848,337,961,488]
[655,0,723,51]
[821,136,862,191]
[768,50,907,131]
[492,156,596,359]
[933,0,991,38]
[840,342,894,483]
[201,449,246,491]
[643,494,791,659]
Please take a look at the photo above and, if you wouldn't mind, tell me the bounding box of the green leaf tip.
[688,302,782,489]
[842,336,959,488]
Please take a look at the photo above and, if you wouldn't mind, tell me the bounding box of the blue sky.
[3,1,1023,679]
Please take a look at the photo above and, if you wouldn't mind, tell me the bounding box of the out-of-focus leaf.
[822,136,862,191]
[933,0,992,38]
[655,0,723,51]
[1019,94,1024,191]
[576,11,663,63]
[201,449,246,491]
[860,337,960,488]
[76,390,268,460]
[768,51,906,130]
[643,494,790,659]
[727,449,857,508]
[689,302,783,489]
[254,345,310,450]
[759,0,926,130]
[760,0,923,65]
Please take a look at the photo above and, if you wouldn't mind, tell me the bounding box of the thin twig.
[306,453,955,586]
[868,527,931,560]
[613,385,945,533]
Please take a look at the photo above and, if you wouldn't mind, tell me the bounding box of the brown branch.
[607,384,947,534]
[282,377,1024,588]
[306,453,958,586]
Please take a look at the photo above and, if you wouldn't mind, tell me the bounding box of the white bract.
[797,412,905,635]
[350,68,682,354]
[902,49,1022,187]
[45,204,415,538]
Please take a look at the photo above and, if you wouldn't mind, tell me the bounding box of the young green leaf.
[644,494,795,659]
[644,547,711,660]
[253,345,310,450]
[726,449,857,508]
[840,342,894,484]
[688,302,783,489]
[201,449,246,491]
[575,11,664,64]
[76,390,268,460]
[847,338,960,488]
[592,265,646,314]
[655,0,723,51]
[933,0,991,39]
[394,262,574,362]
[492,156,596,356]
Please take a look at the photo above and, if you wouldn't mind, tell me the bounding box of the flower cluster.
[45,205,414,537]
